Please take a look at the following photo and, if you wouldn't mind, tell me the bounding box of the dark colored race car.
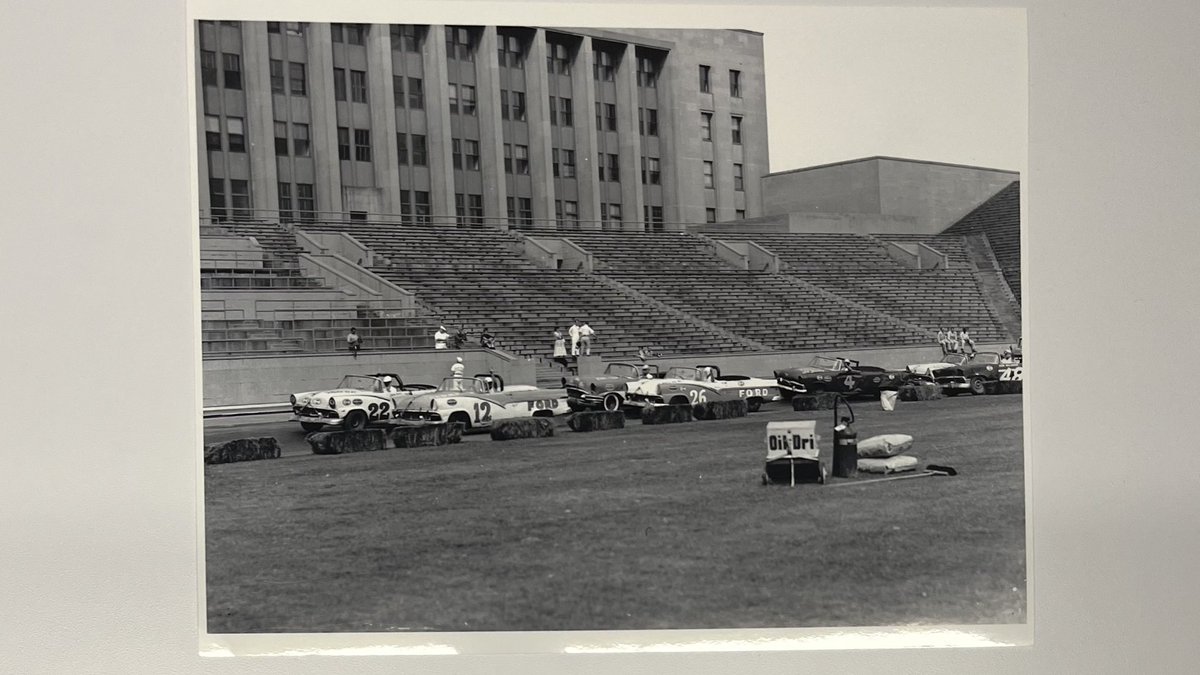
[564,362,660,412]
[932,351,1021,395]
[774,356,908,397]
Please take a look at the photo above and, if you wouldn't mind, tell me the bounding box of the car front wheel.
[602,393,622,412]
[343,410,368,431]
[969,377,987,395]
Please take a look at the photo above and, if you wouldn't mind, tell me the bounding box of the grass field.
[204,394,1026,633]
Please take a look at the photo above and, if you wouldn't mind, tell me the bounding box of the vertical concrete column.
[194,24,211,219]
[475,27,508,225]
[241,22,280,219]
[525,30,556,230]
[307,24,345,217]
[710,69,733,221]
[656,53,685,229]
[571,37,602,231]
[423,25,457,225]
[366,24,402,219]
[614,43,645,232]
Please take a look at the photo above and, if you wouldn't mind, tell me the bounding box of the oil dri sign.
[765,420,820,462]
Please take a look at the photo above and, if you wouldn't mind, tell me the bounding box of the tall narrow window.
[733,163,744,191]
[333,68,346,101]
[515,145,529,175]
[607,154,620,182]
[519,198,533,226]
[346,24,366,45]
[452,139,463,169]
[706,208,716,223]
[637,56,657,88]
[448,84,459,114]
[204,115,221,150]
[229,179,250,219]
[464,140,480,171]
[604,103,617,131]
[460,85,476,115]
[562,200,578,226]
[337,127,350,160]
[701,112,712,141]
[331,24,344,42]
[396,132,408,164]
[642,157,660,185]
[736,209,746,220]
[350,70,368,103]
[560,149,575,178]
[548,95,557,125]
[354,129,372,162]
[408,77,424,109]
[729,69,742,97]
[293,123,310,156]
[399,190,412,223]
[414,191,431,223]
[593,50,614,81]
[274,121,288,155]
[703,161,714,188]
[297,184,314,222]
[391,24,420,52]
[278,182,293,222]
[503,144,513,174]
[731,115,743,144]
[559,97,573,126]
[223,53,242,89]
[289,62,306,96]
[511,91,526,121]
[270,59,284,93]
[411,134,427,165]
[208,178,226,220]
[226,117,245,153]
[550,148,559,177]
[698,65,711,93]
[468,194,484,225]
[200,50,217,86]
[446,27,473,61]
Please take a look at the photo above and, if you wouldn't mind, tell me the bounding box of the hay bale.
[791,393,839,411]
[306,429,387,455]
[490,417,555,441]
[568,411,626,432]
[693,399,748,420]
[984,380,1023,395]
[440,422,465,444]
[390,422,465,448]
[641,404,693,425]
[203,437,281,465]
[898,383,943,401]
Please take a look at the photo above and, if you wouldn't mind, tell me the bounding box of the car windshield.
[665,367,699,380]
[436,377,485,394]
[944,354,968,366]
[972,353,1000,365]
[808,356,843,371]
[606,363,640,379]
[336,375,383,392]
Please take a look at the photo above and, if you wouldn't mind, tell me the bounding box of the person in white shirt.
[568,320,581,356]
[578,322,594,356]
[381,376,400,393]
[434,325,449,350]
[936,328,948,355]
[552,329,568,367]
[450,357,465,390]
[960,328,975,355]
[346,328,361,359]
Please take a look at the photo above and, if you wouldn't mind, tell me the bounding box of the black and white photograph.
[196,7,1028,641]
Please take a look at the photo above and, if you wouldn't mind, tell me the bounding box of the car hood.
[777,367,828,377]
[908,362,954,374]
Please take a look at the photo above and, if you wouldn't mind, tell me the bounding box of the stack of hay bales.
[641,404,693,425]
[391,422,464,448]
[692,399,748,420]
[307,430,388,455]
[568,411,625,432]
[490,417,555,441]
[204,437,282,465]
[898,383,943,401]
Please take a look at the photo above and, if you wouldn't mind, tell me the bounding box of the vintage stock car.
[774,356,908,397]
[398,377,568,431]
[564,362,660,412]
[290,373,437,432]
[931,351,1022,395]
[623,365,781,413]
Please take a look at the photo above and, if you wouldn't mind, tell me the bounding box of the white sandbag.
[880,390,899,411]
[857,434,915,458]
[857,455,920,474]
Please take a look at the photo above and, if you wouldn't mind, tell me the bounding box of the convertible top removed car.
[774,356,908,397]
[290,373,437,432]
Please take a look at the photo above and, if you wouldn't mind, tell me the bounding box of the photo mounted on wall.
[196,10,1027,642]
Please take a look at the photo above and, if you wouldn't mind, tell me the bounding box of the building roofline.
[765,156,1020,178]
[543,27,676,50]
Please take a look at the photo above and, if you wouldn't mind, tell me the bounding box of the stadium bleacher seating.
[940,181,1021,302]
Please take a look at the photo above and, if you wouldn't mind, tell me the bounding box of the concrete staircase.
[962,233,1022,340]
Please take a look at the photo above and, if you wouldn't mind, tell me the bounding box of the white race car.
[623,365,782,413]
[290,373,437,432]
[905,353,969,382]
[398,377,568,432]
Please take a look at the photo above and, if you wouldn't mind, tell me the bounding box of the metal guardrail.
[202,402,292,418]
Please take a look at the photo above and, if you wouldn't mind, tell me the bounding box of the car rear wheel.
[746,398,762,413]
[343,410,368,431]
[300,422,324,433]
[969,377,987,395]
[602,393,622,412]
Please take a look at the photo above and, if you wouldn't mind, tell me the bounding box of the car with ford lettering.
[774,356,908,397]
[564,362,660,412]
[290,373,438,432]
[931,351,1023,395]
[398,377,568,432]
[623,365,782,413]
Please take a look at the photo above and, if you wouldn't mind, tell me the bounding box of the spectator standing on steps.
[480,327,496,350]
[568,319,581,356]
[434,325,450,350]
[552,328,569,367]
[578,321,594,356]
[346,328,361,359]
